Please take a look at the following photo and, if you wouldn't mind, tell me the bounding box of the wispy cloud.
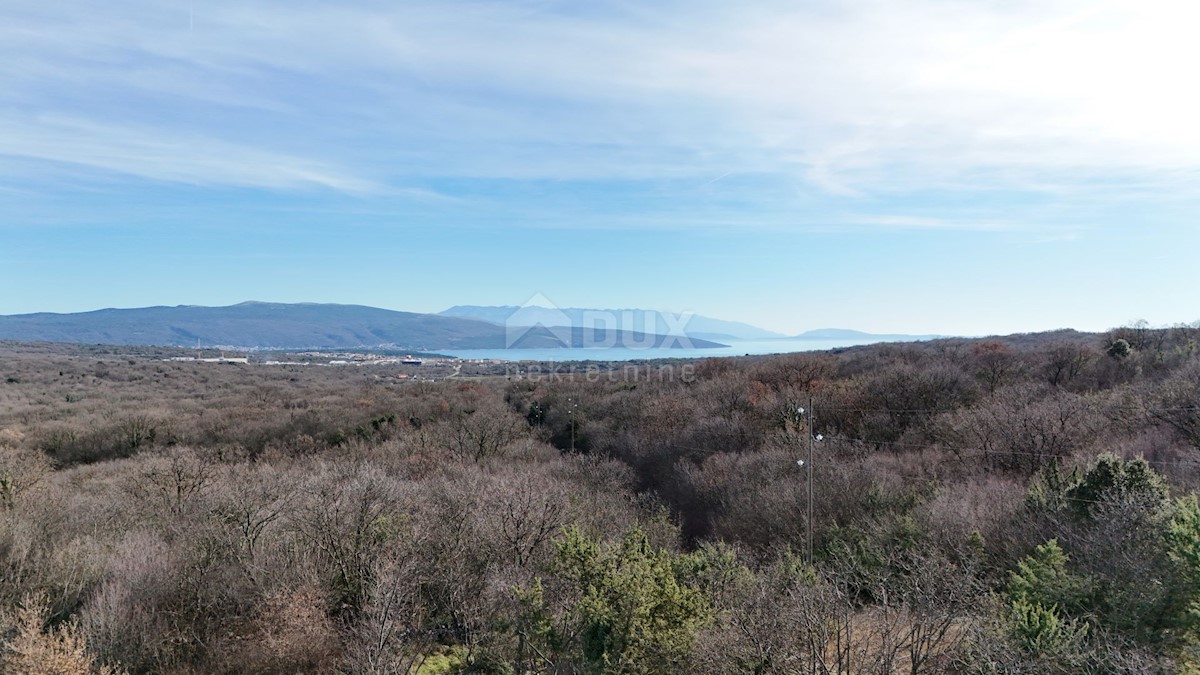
[0,116,374,192]
[850,216,1014,232]
[2,0,1198,229]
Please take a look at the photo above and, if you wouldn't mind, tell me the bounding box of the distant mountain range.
[0,302,939,351]
[0,302,728,351]
[789,328,941,342]
[440,305,937,343]
[440,305,786,341]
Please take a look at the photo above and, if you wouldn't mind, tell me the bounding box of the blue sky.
[2,0,1198,335]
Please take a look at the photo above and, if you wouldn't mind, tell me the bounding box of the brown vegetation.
[0,324,1198,672]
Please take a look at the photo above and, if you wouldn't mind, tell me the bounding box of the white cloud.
[2,0,1197,209]
[851,215,1011,231]
[0,115,374,192]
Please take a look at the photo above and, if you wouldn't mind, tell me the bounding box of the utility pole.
[796,398,820,565]
[806,396,814,566]
[568,397,577,453]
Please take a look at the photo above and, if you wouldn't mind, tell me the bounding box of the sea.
[440,337,892,362]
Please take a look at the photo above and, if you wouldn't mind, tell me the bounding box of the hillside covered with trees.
[1,323,1199,673]
[0,302,727,351]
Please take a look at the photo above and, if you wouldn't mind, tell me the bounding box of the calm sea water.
[441,338,888,362]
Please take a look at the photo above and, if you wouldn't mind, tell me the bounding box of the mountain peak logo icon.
[505,293,574,348]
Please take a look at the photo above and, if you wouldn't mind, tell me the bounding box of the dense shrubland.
[0,324,1198,673]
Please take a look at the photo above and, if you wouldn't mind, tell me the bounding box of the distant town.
[159,349,697,383]
[162,351,513,381]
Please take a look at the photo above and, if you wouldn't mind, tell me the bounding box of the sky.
[2,0,1198,336]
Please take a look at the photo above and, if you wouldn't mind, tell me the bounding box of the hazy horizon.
[4,1,1198,336]
[0,298,1183,340]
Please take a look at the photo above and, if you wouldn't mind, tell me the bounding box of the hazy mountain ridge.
[441,306,939,343]
[0,302,727,350]
[791,328,941,341]
[441,305,786,340]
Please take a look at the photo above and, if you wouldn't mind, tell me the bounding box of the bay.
[440,337,914,362]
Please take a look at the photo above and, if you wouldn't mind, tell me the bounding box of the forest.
[1,323,1199,673]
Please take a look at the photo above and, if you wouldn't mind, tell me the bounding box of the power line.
[815,405,1199,415]
[653,434,1188,510]
[826,434,1200,470]
[646,430,1198,472]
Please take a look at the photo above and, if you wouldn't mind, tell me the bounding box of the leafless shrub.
[433,401,527,462]
[233,584,342,673]
[1147,359,1200,449]
[209,463,297,588]
[0,444,50,510]
[80,531,178,671]
[939,384,1101,473]
[692,557,837,674]
[122,447,213,520]
[292,463,406,623]
[1042,342,1095,389]
[1,592,122,675]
